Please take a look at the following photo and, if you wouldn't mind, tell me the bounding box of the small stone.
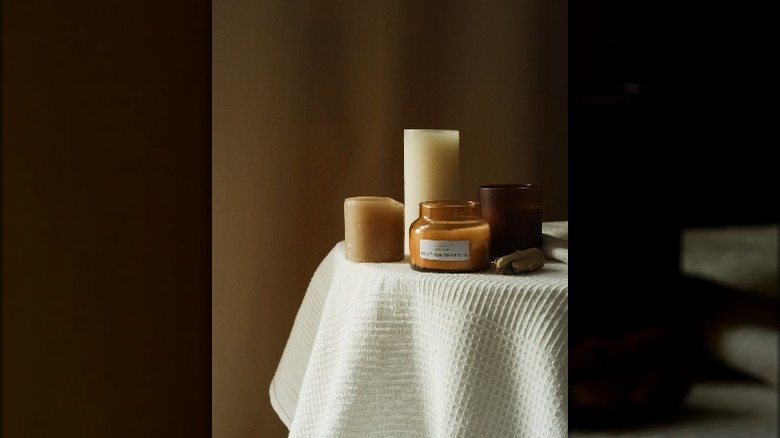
[494,248,545,274]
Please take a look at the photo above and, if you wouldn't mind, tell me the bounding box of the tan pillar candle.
[344,196,405,262]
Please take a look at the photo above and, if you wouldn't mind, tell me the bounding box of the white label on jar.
[420,239,470,261]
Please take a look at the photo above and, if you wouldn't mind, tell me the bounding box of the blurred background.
[3,0,210,437]
[568,0,777,436]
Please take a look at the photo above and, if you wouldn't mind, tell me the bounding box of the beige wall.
[213,0,567,437]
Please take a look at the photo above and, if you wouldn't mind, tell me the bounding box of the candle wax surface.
[403,129,461,254]
[344,196,405,263]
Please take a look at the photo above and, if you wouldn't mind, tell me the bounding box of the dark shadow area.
[569,0,777,431]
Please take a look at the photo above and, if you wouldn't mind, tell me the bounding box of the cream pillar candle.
[403,129,461,254]
[344,196,405,262]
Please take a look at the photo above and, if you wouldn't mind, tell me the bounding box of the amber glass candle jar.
[409,200,490,272]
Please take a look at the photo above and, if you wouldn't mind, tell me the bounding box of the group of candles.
[344,129,542,273]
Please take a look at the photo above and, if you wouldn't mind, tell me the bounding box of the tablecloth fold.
[542,221,568,264]
[270,226,569,438]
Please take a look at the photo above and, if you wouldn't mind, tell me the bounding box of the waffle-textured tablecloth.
[270,222,569,438]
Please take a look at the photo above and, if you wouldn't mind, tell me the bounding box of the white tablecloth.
[270,222,569,438]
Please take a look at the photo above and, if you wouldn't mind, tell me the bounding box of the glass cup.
[477,183,543,260]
